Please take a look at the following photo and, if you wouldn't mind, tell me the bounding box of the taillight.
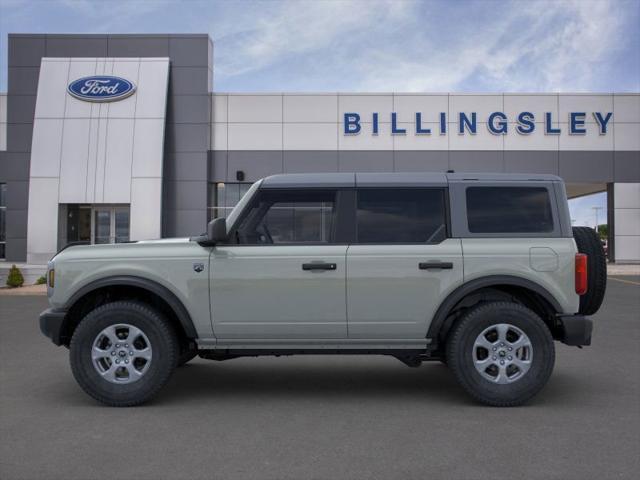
[575,253,587,295]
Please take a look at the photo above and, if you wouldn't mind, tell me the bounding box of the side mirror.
[207,217,227,244]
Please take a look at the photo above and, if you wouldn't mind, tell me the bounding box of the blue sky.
[1,0,637,224]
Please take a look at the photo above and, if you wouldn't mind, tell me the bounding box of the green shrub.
[35,275,47,285]
[6,264,24,288]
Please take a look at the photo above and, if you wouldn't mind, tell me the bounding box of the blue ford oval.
[67,76,136,102]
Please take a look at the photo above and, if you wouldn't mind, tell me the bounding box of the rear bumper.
[39,308,67,346]
[557,314,593,346]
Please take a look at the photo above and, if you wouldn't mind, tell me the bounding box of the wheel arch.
[59,275,197,346]
[427,275,562,348]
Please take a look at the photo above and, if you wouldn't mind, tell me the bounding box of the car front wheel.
[69,301,178,407]
[446,301,555,407]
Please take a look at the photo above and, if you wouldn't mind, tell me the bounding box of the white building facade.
[0,34,638,265]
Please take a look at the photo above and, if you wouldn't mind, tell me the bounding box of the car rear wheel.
[70,301,178,407]
[446,301,555,407]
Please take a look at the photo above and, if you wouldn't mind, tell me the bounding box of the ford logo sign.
[67,76,136,102]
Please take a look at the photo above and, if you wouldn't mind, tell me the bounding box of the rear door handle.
[419,261,453,270]
[302,262,337,271]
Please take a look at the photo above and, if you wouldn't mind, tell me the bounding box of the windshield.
[225,180,262,231]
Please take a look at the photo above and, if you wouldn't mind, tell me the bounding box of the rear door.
[346,188,463,339]
[210,188,348,339]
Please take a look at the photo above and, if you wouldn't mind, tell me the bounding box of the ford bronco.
[39,172,606,407]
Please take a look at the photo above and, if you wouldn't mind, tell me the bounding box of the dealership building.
[0,33,638,269]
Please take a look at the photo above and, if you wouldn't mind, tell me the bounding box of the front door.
[210,188,348,340]
[346,188,464,339]
[93,206,130,244]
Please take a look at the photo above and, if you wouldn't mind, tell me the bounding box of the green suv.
[39,173,606,407]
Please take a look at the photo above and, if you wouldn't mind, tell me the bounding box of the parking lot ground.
[1,278,639,480]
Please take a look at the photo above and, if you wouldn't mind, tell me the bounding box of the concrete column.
[611,183,640,263]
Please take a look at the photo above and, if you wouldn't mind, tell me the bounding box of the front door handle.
[302,262,337,271]
[419,261,453,270]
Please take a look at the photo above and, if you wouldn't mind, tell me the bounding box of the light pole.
[592,206,603,233]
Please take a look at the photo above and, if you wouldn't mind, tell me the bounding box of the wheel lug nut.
[116,344,120,348]
[492,347,497,351]
[111,351,116,356]
[129,351,134,355]
[508,356,513,360]
[500,343,505,347]
[125,360,129,364]
[125,344,129,348]
[492,356,497,360]
[500,360,505,365]
[508,347,513,351]
[115,359,120,364]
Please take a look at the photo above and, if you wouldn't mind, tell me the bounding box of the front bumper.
[39,308,67,346]
[557,314,593,346]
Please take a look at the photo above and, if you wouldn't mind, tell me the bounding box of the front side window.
[356,188,447,244]
[234,189,336,245]
[466,187,554,234]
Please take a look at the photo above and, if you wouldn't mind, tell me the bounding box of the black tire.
[70,301,178,407]
[446,302,555,407]
[572,226,607,315]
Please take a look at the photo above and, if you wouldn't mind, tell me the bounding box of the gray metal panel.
[504,151,559,175]
[4,237,26,262]
[165,124,209,153]
[7,67,40,94]
[6,208,28,238]
[262,173,355,188]
[356,172,447,187]
[164,180,207,210]
[559,151,614,183]
[5,180,29,208]
[614,151,640,182]
[283,151,339,173]
[169,67,210,95]
[228,151,283,182]
[169,36,211,67]
[107,35,170,57]
[208,151,228,182]
[0,153,30,180]
[449,151,504,173]
[339,151,393,172]
[448,180,563,238]
[45,35,108,57]
[164,153,208,181]
[394,151,449,172]
[167,95,210,124]
[8,35,45,67]
[6,124,33,153]
[7,95,36,124]
[167,208,208,236]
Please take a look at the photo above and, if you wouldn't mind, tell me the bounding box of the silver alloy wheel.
[91,324,153,384]
[472,323,533,384]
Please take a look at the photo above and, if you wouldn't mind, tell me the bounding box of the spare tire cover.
[572,226,607,315]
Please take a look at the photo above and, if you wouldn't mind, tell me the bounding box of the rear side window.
[356,189,447,243]
[466,187,554,233]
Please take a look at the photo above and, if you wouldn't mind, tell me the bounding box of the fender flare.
[64,275,198,338]
[426,275,562,342]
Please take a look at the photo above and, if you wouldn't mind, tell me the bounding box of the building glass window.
[466,187,554,233]
[208,182,252,221]
[0,183,6,258]
[356,188,447,244]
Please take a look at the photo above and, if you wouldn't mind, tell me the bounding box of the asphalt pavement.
[1,277,639,480]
